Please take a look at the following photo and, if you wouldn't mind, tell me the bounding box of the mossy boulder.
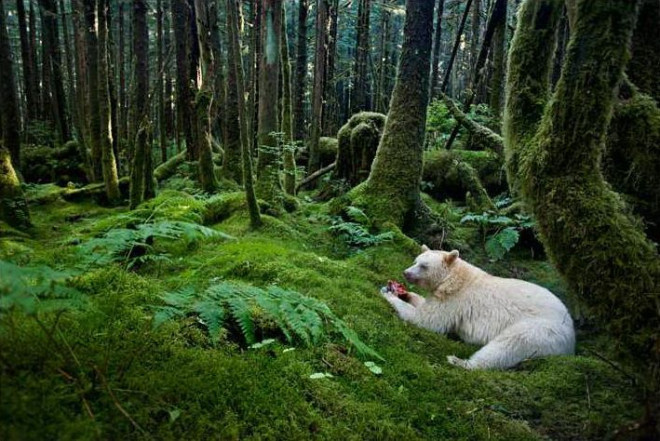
[335,112,386,186]
[21,141,88,186]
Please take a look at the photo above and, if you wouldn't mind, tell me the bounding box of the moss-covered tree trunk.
[227,0,262,228]
[429,0,445,99]
[292,0,308,143]
[194,0,219,193]
[255,0,284,207]
[84,0,102,181]
[488,0,507,118]
[349,0,435,228]
[0,148,30,229]
[0,0,21,169]
[16,0,38,122]
[307,0,329,173]
[129,0,151,209]
[222,0,243,183]
[280,4,296,195]
[97,0,120,204]
[506,0,660,423]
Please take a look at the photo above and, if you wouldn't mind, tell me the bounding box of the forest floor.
[0,177,645,440]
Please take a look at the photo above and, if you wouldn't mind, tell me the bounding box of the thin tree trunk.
[84,0,102,180]
[227,0,262,227]
[488,0,507,117]
[59,0,76,137]
[0,0,22,168]
[97,0,120,203]
[281,3,296,195]
[292,0,308,142]
[29,1,42,119]
[255,0,284,206]
[375,1,392,113]
[157,0,167,164]
[193,0,219,193]
[308,0,329,173]
[129,0,151,209]
[351,0,371,114]
[430,0,445,98]
[16,0,38,121]
[440,0,473,93]
[322,0,339,135]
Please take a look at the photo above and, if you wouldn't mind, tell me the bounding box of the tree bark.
[506,0,660,421]
[16,0,38,121]
[84,0,102,181]
[281,3,296,195]
[349,0,435,228]
[308,0,329,173]
[0,148,31,229]
[351,0,371,114]
[97,0,120,204]
[129,0,152,209]
[429,0,445,99]
[255,0,284,207]
[227,0,262,227]
[441,0,473,93]
[293,0,308,142]
[488,0,507,117]
[0,0,22,168]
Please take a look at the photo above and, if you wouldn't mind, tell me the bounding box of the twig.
[582,347,638,385]
[95,365,147,435]
[296,162,336,192]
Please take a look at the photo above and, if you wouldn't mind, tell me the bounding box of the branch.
[441,93,503,154]
[296,162,336,192]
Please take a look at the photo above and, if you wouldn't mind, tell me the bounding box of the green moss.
[335,113,386,187]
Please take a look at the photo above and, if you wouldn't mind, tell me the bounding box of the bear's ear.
[421,244,431,252]
[445,250,459,265]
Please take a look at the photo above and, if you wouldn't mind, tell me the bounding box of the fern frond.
[226,296,256,345]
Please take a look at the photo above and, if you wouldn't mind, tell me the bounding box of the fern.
[77,220,233,269]
[0,260,85,315]
[153,281,383,360]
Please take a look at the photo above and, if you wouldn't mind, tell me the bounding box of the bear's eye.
[419,264,428,270]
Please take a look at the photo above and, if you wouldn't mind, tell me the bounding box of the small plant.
[0,260,85,315]
[329,206,394,250]
[460,198,535,260]
[77,219,233,269]
[152,281,383,360]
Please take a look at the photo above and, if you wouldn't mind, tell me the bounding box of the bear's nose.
[403,270,413,282]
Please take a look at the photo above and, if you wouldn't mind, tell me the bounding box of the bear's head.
[403,245,460,291]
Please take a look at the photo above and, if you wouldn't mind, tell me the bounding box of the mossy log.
[441,93,503,155]
[0,147,31,229]
[423,149,502,209]
[20,141,88,186]
[334,112,386,186]
[506,0,660,411]
[296,136,338,170]
[153,149,187,181]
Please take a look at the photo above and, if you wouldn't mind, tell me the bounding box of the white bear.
[381,245,575,369]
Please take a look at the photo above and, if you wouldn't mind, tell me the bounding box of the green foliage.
[329,206,395,250]
[153,280,383,360]
[77,219,232,269]
[0,260,85,315]
[426,99,455,146]
[460,198,535,260]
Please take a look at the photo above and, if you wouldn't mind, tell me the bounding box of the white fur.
[383,248,575,370]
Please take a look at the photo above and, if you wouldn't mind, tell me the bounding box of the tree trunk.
[39,0,69,143]
[59,0,76,139]
[375,1,392,113]
[429,0,445,99]
[16,0,38,121]
[349,0,435,228]
[441,0,473,93]
[322,0,339,135]
[193,0,219,193]
[0,0,22,168]
[84,0,102,181]
[172,0,193,158]
[129,0,152,209]
[469,0,482,78]
[227,0,262,228]
[308,0,329,173]
[488,0,507,117]
[255,0,284,207]
[157,0,167,164]
[281,3,296,195]
[293,0,308,142]
[97,0,120,204]
[222,0,242,182]
[351,0,371,114]
[506,0,660,425]
[0,148,31,229]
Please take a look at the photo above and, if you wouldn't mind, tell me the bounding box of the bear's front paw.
[447,355,471,369]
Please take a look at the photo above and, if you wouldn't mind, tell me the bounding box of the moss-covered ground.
[0,184,644,440]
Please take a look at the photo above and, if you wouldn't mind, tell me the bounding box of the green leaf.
[364,361,383,375]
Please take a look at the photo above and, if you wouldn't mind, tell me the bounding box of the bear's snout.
[403,269,416,283]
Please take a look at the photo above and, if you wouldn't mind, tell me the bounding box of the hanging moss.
[422,149,505,203]
[0,147,31,229]
[604,89,660,242]
[335,112,386,186]
[508,0,660,406]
